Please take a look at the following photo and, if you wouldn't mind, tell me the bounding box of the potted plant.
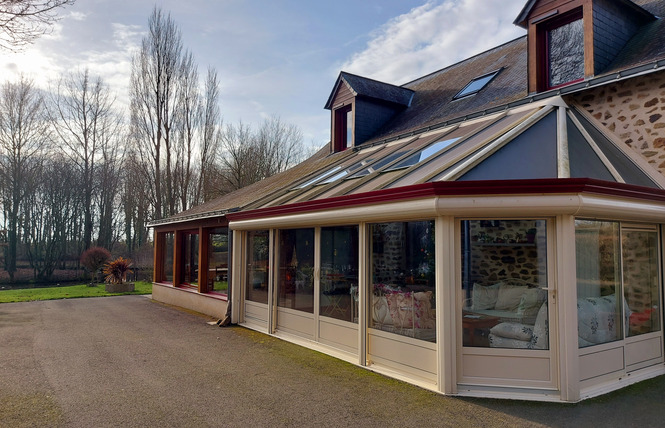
[103,257,135,293]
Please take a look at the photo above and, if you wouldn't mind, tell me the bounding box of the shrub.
[103,257,133,284]
[81,247,112,283]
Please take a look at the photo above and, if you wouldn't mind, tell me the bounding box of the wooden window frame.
[536,8,585,92]
[333,105,353,152]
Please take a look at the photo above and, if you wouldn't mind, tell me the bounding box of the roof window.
[320,158,375,184]
[347,150,410,178]
[295,166,342,189]
[453,69,501,99]
[385,137,460,171]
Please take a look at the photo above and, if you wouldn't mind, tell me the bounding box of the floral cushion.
[385,290,435,329]
[577,295,630,347]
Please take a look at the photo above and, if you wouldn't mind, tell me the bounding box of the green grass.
[0,281,152,304]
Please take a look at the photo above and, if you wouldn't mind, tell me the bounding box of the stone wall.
[569,70,665,177]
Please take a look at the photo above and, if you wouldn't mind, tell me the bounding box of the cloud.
[68,11,87,21]
[340,0,526,84]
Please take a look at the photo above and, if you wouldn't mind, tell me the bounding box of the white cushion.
[495,284,527,311]
[471,282,501,310]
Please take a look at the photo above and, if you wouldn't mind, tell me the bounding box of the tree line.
[0,7,308,283]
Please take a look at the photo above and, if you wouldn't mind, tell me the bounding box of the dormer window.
[541,9,584,90]
[334,105,353,152]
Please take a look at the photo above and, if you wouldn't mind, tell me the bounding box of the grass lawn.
[0,281,152,304]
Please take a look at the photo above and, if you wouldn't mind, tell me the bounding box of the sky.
[0,0,527,148]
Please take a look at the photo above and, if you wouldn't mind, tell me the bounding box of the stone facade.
[570,70,665,177]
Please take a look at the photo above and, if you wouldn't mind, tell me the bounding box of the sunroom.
[224,96,665,402]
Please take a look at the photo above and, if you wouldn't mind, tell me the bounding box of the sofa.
[371,284,436,341]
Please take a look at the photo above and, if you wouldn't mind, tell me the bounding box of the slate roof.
[324,71,414,109]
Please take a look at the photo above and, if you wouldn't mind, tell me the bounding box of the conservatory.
[220,97,665,401]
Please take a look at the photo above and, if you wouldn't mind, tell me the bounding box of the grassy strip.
[0,281,152,304]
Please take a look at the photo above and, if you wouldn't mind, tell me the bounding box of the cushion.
[517,288,547,316]
[530,302,549,350]
[495,284,528,311]
[372,296,393,326]
[490,322,533,341]
[488,334,532,349]
[471,282,501,310]
[385,290,435,329]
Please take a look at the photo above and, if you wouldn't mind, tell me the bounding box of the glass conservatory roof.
[245,98,665,211]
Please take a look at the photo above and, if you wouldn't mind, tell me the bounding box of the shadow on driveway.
[1,295,663,427]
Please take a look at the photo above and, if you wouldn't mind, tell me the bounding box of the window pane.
[278,229,314,312]
[461,220,549,349]
[548,18,584,87]
[182,232,199,286]
[320,226,359,323]
[370,221,436,342]
[208,228,228,294]
[385,137,459,171]
[575,220,622,347]
[246,230,269,304]
[346,109,353,146]
[623,229,661,337]
[163,232,174,283]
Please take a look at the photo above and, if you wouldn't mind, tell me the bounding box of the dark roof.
[603,15,665,73]
[324,72,414,110]
[364,37,528,143]
[633,0,665,16]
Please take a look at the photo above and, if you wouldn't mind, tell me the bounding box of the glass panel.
[461,220,549,349]
[246,230,269,304]
[277,228,314,312]
[370,221,436,342]
[385,137,460,171]
[182,232,199,286]
[548,18,584,87]
[320,226,359,322]
[294,166,342,189]
[208,228,229,294]
[455,70,499,99]
[348,150,409,178]
[320,158,375,184]
[623,229,661,337]
[163,232,174,283]
[575,220,622,348]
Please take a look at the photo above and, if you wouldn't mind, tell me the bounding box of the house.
[149,0,665,402]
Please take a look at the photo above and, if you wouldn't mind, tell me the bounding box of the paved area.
[1,295,665,427]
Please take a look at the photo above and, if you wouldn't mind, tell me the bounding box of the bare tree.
[130,6,184,220]
[0,0,75,51]
[220,116,304,192]
[174,50,199,212]
[48,69,120,250]
[196,67,222,204]
[0,76,49,280]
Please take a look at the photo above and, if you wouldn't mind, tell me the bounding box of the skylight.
[453,69,501,99]
[295,166,342,189]
[319,158,375,184]
[348,150,409,178]
[385,137,460,171]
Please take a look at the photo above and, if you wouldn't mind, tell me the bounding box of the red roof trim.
[226,179,665,222]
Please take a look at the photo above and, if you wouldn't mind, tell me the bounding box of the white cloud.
[340,0,526,84]
[68,11,88,21]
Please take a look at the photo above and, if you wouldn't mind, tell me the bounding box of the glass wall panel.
[182,231,199,286]
[320,226,359,323]
[461,220,549,349]
[163,232,174,283]
[369,221,436,341]
[623,229,661,337]
[575,220,622,347]
[277,228,314,312]
[208,228,229,294]
[246,230,269,304]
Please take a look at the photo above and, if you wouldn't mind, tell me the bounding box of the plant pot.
[105,282,135,293]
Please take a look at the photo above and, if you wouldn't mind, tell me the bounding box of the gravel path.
[1,295,664,427]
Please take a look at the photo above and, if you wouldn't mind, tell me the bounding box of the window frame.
[453,69,502,100]
[333,105,353,152]
[537,8,585,91]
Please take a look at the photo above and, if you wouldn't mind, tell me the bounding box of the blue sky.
[1,0,527,148]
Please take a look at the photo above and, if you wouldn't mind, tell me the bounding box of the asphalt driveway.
[1,295,664,427]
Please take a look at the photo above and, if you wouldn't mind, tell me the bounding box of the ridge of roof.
[514,0,655,28]
[324,71,414,110]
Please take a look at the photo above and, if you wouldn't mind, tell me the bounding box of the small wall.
[152,283,228,319]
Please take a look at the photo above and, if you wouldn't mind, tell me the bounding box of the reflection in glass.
[548,18,584,87]
[320,226,359,323]
[575,220,622,347]
[246,230,269,304]
[386,138,459,171]
[163,232,174,283]
[208,228,228,294]
[182,232,199,286]
[461,220,549,349]
[623,229,660,337]
[277,229,315,312]
[369,221,436,341]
